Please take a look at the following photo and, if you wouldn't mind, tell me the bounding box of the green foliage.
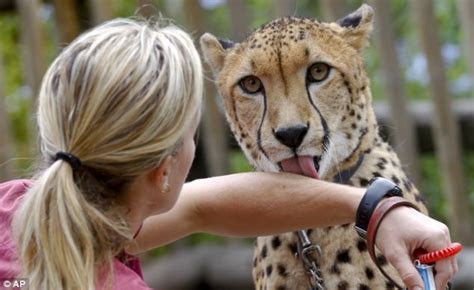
[230,150,253,173]
[365,0,471,101]
[247,0,273,28]
[0,13,34,171]
[186,233,226,245]
[203,2,230,37]
[0,13,22,96]
[420,154,448,222]
[420,153,474,223]
[112,0,143,18]
[434,0,460,44]
[112,0,169,20]
[148,243,170,258]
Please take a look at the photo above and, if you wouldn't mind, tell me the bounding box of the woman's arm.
[127,172,363,254]
[128,172,456,290]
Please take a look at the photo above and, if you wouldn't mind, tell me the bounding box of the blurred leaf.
[420,153,474,223]
[230,150,253,173]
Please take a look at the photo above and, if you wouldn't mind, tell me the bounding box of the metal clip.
[415,260,436,290]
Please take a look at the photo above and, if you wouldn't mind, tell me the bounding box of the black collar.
[333,154,365,184]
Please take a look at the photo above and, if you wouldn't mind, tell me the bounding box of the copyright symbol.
[3,280,11,287]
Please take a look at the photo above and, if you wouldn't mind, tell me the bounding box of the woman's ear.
[147,156,172,193]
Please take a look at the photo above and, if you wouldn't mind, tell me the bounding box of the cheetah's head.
[201,4,376,179]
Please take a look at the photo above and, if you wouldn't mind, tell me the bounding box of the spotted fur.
[201,4,427,290]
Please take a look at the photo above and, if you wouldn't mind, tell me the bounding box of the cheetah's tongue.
[280,156,320,179]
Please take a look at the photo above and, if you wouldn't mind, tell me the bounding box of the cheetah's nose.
[274,124,308,149]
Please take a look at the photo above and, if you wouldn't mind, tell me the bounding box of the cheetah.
[201,4,427,290]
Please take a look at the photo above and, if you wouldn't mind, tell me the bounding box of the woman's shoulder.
[0,179,32,198]
[0,179,32,220]
[0,179,32,188]
[0,179,32,279]
[96,258,153,290]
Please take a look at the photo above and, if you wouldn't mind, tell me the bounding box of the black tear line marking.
[257,89,270,161]
[305,84,330,155]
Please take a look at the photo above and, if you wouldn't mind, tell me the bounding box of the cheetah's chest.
[254,226,393,290]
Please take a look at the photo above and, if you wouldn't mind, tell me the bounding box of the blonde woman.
[0,19,455,290]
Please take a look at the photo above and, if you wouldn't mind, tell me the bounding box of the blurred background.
[0,0,473,289]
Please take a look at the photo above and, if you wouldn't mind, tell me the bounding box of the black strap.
[333,154,365,184]
[54,151,81,170]
[355,177,402,239]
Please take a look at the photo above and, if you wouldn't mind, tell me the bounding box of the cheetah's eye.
[307,62,330,83]
[239,76,263,94]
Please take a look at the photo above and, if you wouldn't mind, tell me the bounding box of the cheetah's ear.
[330,4,374,50]
[200,33,234,74]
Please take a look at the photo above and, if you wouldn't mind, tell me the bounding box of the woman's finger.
[434,258,453,290]
[386,250,424,290]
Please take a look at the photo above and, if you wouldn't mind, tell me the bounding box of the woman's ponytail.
[13,161,129,290]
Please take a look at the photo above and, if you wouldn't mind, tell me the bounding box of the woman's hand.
[375,206,457,290]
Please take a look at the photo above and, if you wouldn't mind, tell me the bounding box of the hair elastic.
[54,151,81,171]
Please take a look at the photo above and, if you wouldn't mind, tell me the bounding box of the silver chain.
[296,230,324,290]
[293,156,366,290]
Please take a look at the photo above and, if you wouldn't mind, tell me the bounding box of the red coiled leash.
[413,243,462,290]
[366,196,463,289]
[415,242,463,264]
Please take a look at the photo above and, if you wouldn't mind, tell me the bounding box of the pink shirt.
[0,180,153,290]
